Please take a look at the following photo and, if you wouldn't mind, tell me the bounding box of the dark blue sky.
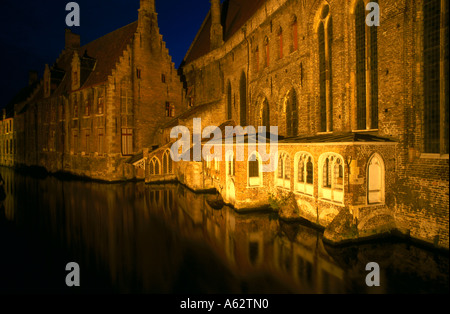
[0,0,211,110]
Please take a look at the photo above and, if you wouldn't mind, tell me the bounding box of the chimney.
[65,28,80,50]
[210,0,223,50]
[29,71,38,86]
[140,0,155,13]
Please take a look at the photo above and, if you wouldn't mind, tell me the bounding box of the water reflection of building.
[3,166,448,293]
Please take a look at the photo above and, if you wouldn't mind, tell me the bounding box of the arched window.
[424,0,448,154]
[276,152,291,189]
[295,153,314,195]
[261,98,270,132]
[248,152,262,187]
[319,153,344,203]
[286,89,299,137]
[240,72,247,126]
[226,150,235,177]
[149,157,160,176]
[162,150,173,175]
[367,154,385,204]
[355,0,378,130]
[227,81,232,120]
[318,5,333,133]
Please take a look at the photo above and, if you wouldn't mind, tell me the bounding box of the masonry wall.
[179,0,449,248]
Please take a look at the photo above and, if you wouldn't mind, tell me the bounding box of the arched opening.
[240,72,247,126]
[261,98,270,132]
[248,152,262,186]
[162,150,173,175]
[286,89,299,137]
[227,81,232,120]
[367,154,385,204]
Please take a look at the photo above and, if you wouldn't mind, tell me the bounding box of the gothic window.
[278,27,284,59]
[276,152,291,189]
[240,72,247,126]
[227,81,232,120]
[226,151,235,177]
[261,98,270,132]
[286,89,299,137]
[424,0,449,154]
[355,0,378,131]
[162,150,173,174]
[149,157,161,175]
[255,46,260,72]
[295,153,314,195]
[161,74,166,83]
[318,5,333,133]
[319,153,344,203]
[291,16,298,52]
[367,154,385,204]
[248,152,262,186]
[136,68,142,79]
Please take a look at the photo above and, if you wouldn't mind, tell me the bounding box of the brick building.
[11,0,185,181]
[146,0,448,249]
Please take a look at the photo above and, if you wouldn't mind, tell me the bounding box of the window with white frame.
[295,153,314,195]
[319,153,344,203]
[226,151,235,177]
[367,154,385,204]
[248,152,262,187]
[276,152,291,189]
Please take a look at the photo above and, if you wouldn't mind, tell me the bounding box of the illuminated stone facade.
[10,0,184,181]
[145,0,449,249]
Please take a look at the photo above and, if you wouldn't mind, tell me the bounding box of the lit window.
[367,154,385,204]
[295,153,314,195]
[248,152,262,187]
[319,153,344,203]
[276,152,291,189]
[162,150,173,174]
[149,157,161,175]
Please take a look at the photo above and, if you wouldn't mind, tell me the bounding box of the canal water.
[0,167,448,294]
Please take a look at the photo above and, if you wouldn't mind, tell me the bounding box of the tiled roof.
[53,21,138,96]
[278,132,397,144]
[183,0,265,65]
[79,21,138,89]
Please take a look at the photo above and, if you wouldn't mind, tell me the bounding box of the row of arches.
[246,150,385,205]
[148,150,173,176]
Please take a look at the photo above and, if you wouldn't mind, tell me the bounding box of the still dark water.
[0,167,448,294]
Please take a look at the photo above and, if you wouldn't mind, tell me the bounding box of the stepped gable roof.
[53,21,138,96]
[183,0,265,65]
[79,21,138,89]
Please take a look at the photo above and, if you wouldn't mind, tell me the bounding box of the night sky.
[0,0,211,110]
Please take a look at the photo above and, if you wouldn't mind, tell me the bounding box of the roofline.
[181,8,212,66]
